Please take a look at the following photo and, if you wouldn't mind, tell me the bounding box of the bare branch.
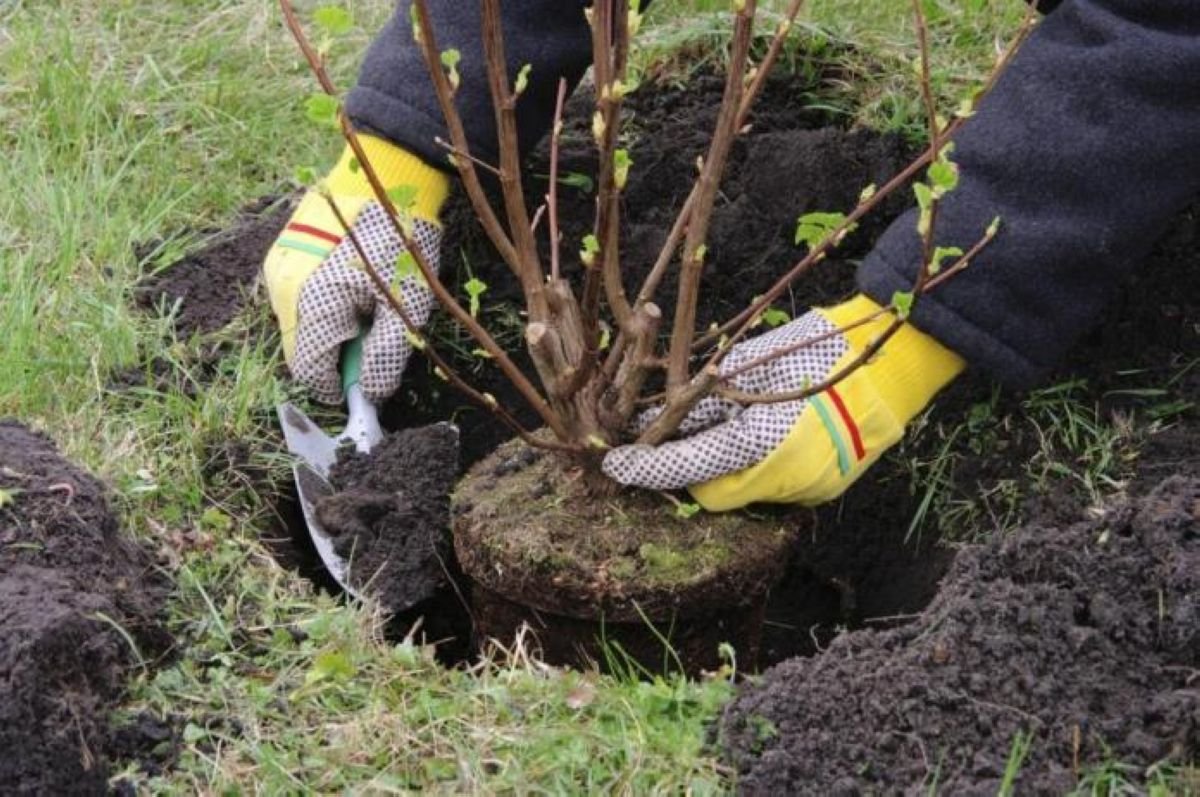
[717,319,904,406]
[409,0,521,271]
[434,137,503,178]
[665,0,756,394]
[480,0,549,320]
[547,78,569,282]
[635,367,722,446]
[634,0,806,309]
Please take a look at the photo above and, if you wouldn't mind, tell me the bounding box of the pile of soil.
[722,475,1199,793]
[0,420,170,793]
[316,423,460,613]
[135,195,293,337]
[452,437,804,672]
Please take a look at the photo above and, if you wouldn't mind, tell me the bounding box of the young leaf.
[304,94,339,127]
[409,4,422,42]
[293,165,318,185]
[514,63,532,96]
[580,234,600,267]
[440,48,462,90]
[559,171,595,194]
[313,5,353,35]
[795,211,853,250]
[928,246,963,275]
[628,0,643,37]
[912,182,933,211]
[393,251,424,291]
[761,307,791,328]
[675,502,702,520]
[986,216,1003,237]
[613,149,632,190]
[404,329,426,350]
[591,111,606,144]
[387,184,419,212]
[891,290,915,320]
[347,157,360,174]
[464,276,488,317]
[928,158,960,198]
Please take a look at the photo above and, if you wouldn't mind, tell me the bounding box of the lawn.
[7,1,1193,793]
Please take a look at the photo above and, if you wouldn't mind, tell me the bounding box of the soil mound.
[722,476,1200,794]
[135,196,292,337]
[317,423,460,613]
[0,420,169,794]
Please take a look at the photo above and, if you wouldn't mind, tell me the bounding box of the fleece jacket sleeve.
[857,0,1200,386]
[345,0,594,170]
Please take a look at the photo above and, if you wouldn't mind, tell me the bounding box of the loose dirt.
[722,475,1199,794]
[0,420,169,794]
[135,195,293,337]
[317,423,460,613]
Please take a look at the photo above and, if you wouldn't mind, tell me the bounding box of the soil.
[722,475,1199,794]
[453,436,804,673]
[135,195,293,337]
[0,420,170,794]
[315,423,460,614]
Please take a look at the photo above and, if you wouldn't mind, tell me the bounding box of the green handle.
[341,329,367,395]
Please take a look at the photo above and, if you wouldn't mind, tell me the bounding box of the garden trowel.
[276,332,381,600]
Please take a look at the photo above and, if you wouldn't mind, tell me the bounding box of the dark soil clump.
[0,420,170,794]
[453,437,804,673]
[722,476,1200,794]
[135,195,293,337]
[317,423,460,613]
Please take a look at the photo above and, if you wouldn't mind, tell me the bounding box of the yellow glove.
[263,135,450,403]
[602,294,964,510]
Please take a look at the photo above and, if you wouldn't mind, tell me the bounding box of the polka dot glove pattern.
[293,204,442,405]
[602,310,847,490]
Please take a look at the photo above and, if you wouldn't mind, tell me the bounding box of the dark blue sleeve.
[858,0,1200,385]
[346,1,593,169]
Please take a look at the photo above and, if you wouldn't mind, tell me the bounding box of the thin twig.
[410,0,521,271]
[480,0,549,320]
[434,137,503,178]
[547,78,568,282]
[911,0,942,296]
[633,0,806,310]
[664,0,757,394]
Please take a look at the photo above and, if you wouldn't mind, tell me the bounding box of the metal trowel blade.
[276,401,340,478]
[292,461,362,600]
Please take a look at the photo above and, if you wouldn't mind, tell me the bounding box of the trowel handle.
[341,329,383,453]
[341,329,366,396]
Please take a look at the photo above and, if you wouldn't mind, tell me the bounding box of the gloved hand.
[263,134,450,404]
[602,295,965,511]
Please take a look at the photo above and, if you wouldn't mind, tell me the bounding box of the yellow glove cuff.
[822,294,965,426]
[325,135,451,224]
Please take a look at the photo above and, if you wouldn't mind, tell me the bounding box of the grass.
[2,0,1191,792]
